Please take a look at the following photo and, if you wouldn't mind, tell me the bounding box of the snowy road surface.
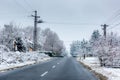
[0,57,98,80]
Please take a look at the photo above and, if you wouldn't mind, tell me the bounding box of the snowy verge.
[0,61,35,72]
[77,57,120,80]
[0,51,51,72]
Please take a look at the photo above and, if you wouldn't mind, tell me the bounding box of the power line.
[105,9,120,25]
[108,14,120,26]
[23,0,34,11]
[108,22,120,30]
[44,22,100,26]
[14,0,29,12]
[103,9,120,31]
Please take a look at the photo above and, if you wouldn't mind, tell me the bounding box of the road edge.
[79,61,108,80]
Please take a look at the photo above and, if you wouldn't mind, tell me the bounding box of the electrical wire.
[14,0,29,12]
[103,9,120,30]
[23,0,34,11]
[108,22,120,30]
[108,14,120,26]
[43,22,100,26]
[105,9,120,25]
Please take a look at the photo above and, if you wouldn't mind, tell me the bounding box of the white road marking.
[40,71,48,77]
[52,65,56,68]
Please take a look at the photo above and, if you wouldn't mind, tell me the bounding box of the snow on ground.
[77,57,120,80]
[0,46,51,72]
[0,61,35,71]
[0,51,51,72]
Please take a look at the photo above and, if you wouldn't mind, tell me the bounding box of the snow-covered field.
[0,49,51,72]
[77,57,120,80]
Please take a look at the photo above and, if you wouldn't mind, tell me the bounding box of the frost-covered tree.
[90,30,101,41]
[70,29,120,67]
[43,28,65,55]
[0,24,33,52]
[70,40,91,57]
[96,33,120,67]
[0,23,65,54]
[16,37,26,52]
[89,30,101,55]
[80,39,89,54]
[0,23,23,51]
[70,41,81,56]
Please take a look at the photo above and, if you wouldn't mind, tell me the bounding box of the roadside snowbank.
[0,51,50,64]
[0,61,35,71]
[0,50,51,72]
[77,57,120,80]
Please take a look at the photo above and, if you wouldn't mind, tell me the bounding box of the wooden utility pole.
[101,24,108,38]
[31,10,43,51]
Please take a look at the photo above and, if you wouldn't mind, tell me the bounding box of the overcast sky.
[0,0,120,51]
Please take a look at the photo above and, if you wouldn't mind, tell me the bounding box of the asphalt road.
[0,57,98,80]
